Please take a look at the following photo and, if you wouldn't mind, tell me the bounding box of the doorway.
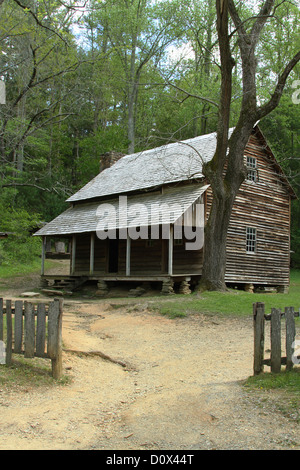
[108,239,119,273]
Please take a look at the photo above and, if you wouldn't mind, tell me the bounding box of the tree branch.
[250,0,275,47]
[256,50,300,119]
[2,182,58,193]
[166,81,219,108]
[12,0,67,43]
[13,45,37,107]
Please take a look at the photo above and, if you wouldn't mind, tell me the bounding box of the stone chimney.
[99,151,125,172]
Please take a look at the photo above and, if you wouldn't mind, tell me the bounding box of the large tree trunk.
[200,192,235,291]
[200,127,252,291]
[197,0,234,291]
[197,0,299,291]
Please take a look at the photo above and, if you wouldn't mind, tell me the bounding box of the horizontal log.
[264,310,299,320]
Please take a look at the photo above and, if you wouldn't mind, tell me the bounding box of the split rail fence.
[0,298,63,379]
[253,302,299,375]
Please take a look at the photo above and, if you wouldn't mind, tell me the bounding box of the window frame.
[246,156,258,182]
[246,227,257,253]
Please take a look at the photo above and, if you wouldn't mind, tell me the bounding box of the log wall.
[206,132,291,286]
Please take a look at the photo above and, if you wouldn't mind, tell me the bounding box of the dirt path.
[0,294,299,450]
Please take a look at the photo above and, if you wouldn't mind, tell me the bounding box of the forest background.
[0,0,299,269]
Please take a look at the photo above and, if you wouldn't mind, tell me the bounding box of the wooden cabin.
[35,125,296,294]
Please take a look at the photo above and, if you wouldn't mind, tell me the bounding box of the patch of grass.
[152,269,300,318]
[0,259,55,279]
[0,357,70,391]
[243,368,300,423]
[159,305,187,318]
[244,368,300,392]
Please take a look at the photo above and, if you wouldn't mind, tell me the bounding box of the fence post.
[253,302,265,375]
[48,298,63,379]
[14,300,23,354]
[36,303,46,357]
[24,302,35,358]
[0,298,3,341]
[6,300,12,366]
[285,307,295,371]
[270,308,282,373]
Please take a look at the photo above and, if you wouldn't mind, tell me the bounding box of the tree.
[0,0,81,197]
[96,0,182,154]
[198,0,300,291]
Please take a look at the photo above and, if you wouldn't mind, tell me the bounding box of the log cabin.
[34,125,296,295]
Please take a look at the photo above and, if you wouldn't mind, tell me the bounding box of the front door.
[108,239,119,273]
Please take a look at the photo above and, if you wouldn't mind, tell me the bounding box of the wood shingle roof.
[67,130,222,203]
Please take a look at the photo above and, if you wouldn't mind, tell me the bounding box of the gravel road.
[0,297,299,450]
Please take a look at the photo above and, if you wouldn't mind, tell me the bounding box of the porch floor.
[41,273,201,282]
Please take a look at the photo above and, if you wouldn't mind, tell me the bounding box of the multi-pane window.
[246,156,258,182]
[246,227,256,253]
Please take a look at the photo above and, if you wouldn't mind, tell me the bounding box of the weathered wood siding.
[94,236,107,272]
[74,233,107,274]
[119,239,162,275]
[74,233,90,273]
[74,232,203,276]
[206,132,291,286]
[173,240,203,274]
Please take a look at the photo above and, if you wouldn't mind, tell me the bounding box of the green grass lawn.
[243,368,300,424]
[0,258,57,279]
[0,356,69,389]
[154,269,300,319]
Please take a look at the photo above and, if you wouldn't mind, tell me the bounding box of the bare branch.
[12,0,67,43]
[166,81,219,108]
[2,182,58,193]
[13,45,37,107]
[256,50,300,119]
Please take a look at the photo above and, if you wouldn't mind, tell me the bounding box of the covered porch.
[40,230,203,295]
[37,183,208,295]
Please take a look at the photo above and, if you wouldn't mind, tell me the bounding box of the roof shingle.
[67,130,222,203]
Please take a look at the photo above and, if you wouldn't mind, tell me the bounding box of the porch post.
[90,232,95,275]
[41,236,46,275]
[71,235,76,275]
[126,231,131,276]
[168,225,173,275]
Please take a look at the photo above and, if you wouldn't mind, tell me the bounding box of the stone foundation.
[179,280,191,295]
[95,280,108,296]
[161,279,174,295]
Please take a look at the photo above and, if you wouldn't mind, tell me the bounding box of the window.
[246,156,258,182]
[174,238,183,246]
[246,227,256,253]
[146,239,155,248]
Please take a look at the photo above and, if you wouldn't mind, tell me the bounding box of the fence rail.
[253,302,299,375]
[0,298,63,379]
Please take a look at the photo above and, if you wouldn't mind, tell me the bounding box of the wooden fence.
[253,302,299,375]
[0,298,63,379]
